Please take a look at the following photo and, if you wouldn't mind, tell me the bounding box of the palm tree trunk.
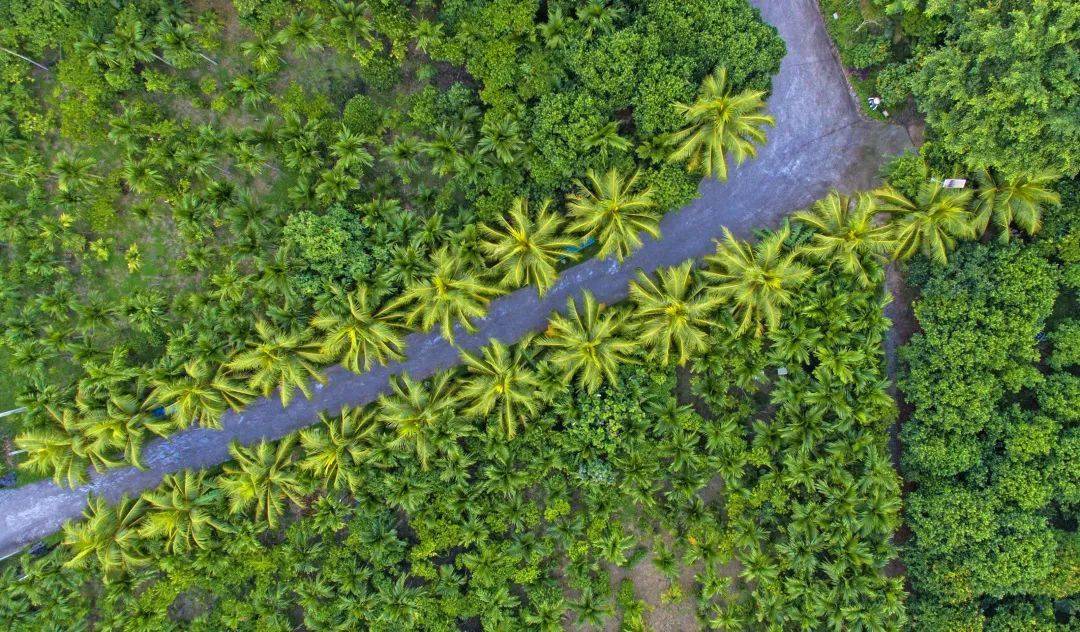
[0,47,49,72]
[198,51,219,66]
[0,407,26,419]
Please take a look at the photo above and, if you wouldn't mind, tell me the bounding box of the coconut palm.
[62,495,147,581]
[299,405,379,492]
[876,182,974,264]
[78,392,169,469]
[667,66,774,181]
[378,371,458,468]
[218,437,305,528]
[481,198,576,296]
[567,168,658,262]
[139,470,229,554]
[312,286,406,373]
[542,291,635,392]
[458,337,540,438]
[15,407,119,487]
[227,321,325,407]
[703,226,812,335]
[791,191,894,286]
[390,247,500,343]
[628,262,721,366]
[972,168,1060,241]
[148,359,254,430]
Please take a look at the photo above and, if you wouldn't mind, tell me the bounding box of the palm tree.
[703,226,812,335]
[218,437,305,528]
[15,407,118,487]
[542,291,634,392]
[227,321,325,407]
[299,405,379,492]
[458,338,540,438]
[139,470,229,554]
[311,285,406,373]
[62,495,147,581]
[390,247,500,343]
[791,191,894,286]
[567,168,658,262]
[876,182,974,264]
[148,360,254,430]
[667,66,774,181]
[377,371,458,468]
[972,168,1060,241]
[481,198,576,296]
[78,392,168,470]
[628,262,721,366]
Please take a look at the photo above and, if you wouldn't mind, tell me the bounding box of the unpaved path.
[0,0,911,559]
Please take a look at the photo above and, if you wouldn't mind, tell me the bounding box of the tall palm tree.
[139,470,229,554]
[458,337,540,438]
[390,247,500,343]
[876,182,974,264]
[148,360,254,430]
[218,437,305,528]
[481,198,576,296]
[227,321,325,407]
[791,191,894,286]
[377,371,458,468]
[62,495,147,581]
[299,405,379,492]
[628,262,721,366]
[567,168,658,262]
[703,226,812,336]
[667,66,774,181]
[542,291,635,392]
[312,285,406,373]
[972,168,1060,241]
[78,392,167,470]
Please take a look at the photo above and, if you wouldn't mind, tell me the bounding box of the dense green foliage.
[899,179,1080,629]
[820,0,1079,177]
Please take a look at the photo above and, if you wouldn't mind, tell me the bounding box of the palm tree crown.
[218,437,304,528]
[378,371,458,468]
[876,182,974,264]
[148,360,254,430]
[792,191,894,286]
[226,321,325,407]
[628,262,721,366]
[972,168,1060,241]
[667,66,774,181]
[391,247,500,342]
[62,495,147,582]
[139,470,228,554]
[458,337,540,438]
[542,291,635,392]
[312,285,406,373]
[703,226,812,335]
[299,405,379,492]
[567,168,658,262]
[481,198,577,296]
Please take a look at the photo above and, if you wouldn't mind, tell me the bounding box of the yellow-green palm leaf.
[481,198,577,295]
[668,66,775,181]
[792,191,894,286]
[628,262,721,366]
[312,285,406,373]
[541,291,635,392]
[458,337,540,438]
[703,226,812,336]
[567,169,658,262]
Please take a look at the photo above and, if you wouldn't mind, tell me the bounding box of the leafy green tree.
[458,338,540,438]
[792,190,894,286]
[227,321,325,407]
[148,360,254,430]
[377,372,458,468]
[62,495,147,582]
[972,169,1061,241]
[312,285,406,373]
[390,248,500,343]
[703,225,811,335]
[218,437,305,528]
[567,168,658,262]
[877,182,975,264]
[299,405,379,492]
[480,198,576,296]
[627,261,720,366]
[139,470,228,554]
[667,66,774,181]
[542,291,634,392]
